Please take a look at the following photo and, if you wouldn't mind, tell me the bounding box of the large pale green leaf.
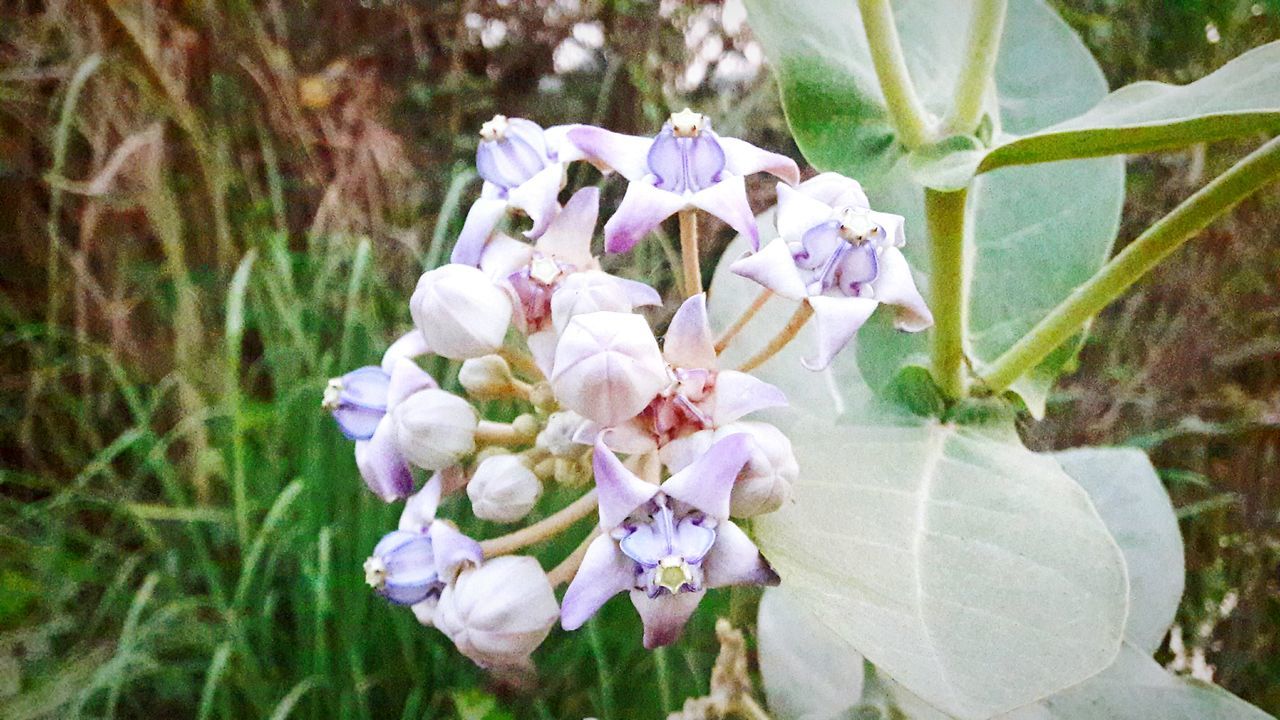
[980,41,1280,174]
[745,0,1125,416]
[758,587,866,720]
[750,410,1128,720]
[1052,447,1184,653]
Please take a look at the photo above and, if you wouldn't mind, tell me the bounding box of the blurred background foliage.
[0,0,1277,717]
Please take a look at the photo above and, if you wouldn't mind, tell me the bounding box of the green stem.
[857,0,932,149]
[944,0,1008,135]
[926,189,971,399]
[982,135,1280,393]
[679,208,702,297]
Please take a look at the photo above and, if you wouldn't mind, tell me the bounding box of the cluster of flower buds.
[324,109,931,669]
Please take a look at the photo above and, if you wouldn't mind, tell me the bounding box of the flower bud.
[467,454,542,523]
[435,556,560,669]
[536,410,589,458]
[549,270,632,334]
[551,312,667,428]
[554,457,591,487]
[660,421,797,517]
[458,355,521,400]
[410,264,512,359]
[391,389,478,470]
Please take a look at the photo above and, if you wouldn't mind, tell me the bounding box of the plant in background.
[320,2,1280,717]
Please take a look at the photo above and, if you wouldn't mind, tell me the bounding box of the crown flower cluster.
[323,110,932,670]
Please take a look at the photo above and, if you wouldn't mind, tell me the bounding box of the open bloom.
[567,109,799,253]
[324,332,435,501]
[730,173,933,370]
[363,521,482,612]
[660,421,798,518]
[561,434,779,648]
[474,186,660,371]
[452,116,585,266]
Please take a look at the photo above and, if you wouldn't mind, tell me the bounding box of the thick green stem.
[857,0,932,149]
[926,189,971,399]
[982,135,1280,393]
[679,208,702,297]
[945,0,1008,134]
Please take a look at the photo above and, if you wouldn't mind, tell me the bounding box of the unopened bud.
[554,457,591,487]
[458,355,521,400]
[551,312,666,427]
[410,264,512,359]
[435,556,560,669]
[467,454,542,523]
[391,389,478,470]
[529,382,557,412]
[511,413,540,440]
[536,410,589,458]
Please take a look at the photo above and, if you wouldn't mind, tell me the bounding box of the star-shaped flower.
[567,109,799,253]
[730,173,933,370]
[560,434,779,648]
[452,115,586,266]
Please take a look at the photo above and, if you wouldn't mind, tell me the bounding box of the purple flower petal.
[802,295,878,371]
[630,587,705,649]
[452,195,509,266]
[331,366,390,440]
[872,246,933,332]
[476,118,548,189]
[560,534,636,630]
[603,178,688,253]
[428,521,483,583]
[399,472,444,533]
[689,175,757,250]
[663,294,717,370]
[869,209,907,248]
[660,433,751,521]
[797,172,870,209]
[534,186,598,268]
[608,276,662,308]
[796,221,844,272]
[647,128,726,194]
[775,182,838,241]
[371,530,438,605]
[565,126,654,182]
[381,330,431,372]
[708,370,788,425]
[592,437,661,529]
[729,238,809,300]
[701,520,780,589]
[718,136,799,185]
[386,357,438,410]
[542,123,588,163]
[836,243,880,295]
[355,421,414,501]
[506,163,565,240]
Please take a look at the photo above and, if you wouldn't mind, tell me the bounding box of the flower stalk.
[679,208,702,297]
[944,0,1009,135]
[926,188,970,399]
[716,288,773,354]
[857,0,932,149]
[737,302,814,373]
[547,527,602,587]
[981,135,1280,393]
[478,488,599,557]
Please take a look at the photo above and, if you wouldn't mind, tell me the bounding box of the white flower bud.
[550,270,632,334]
[435,556,560,669]
[410,264,512,359]
[391,389,478,470]
[458,355,522,400]
[467,454,542,523]
[660,421,797,517]
[536,410,589,458]
[551,312,666,428]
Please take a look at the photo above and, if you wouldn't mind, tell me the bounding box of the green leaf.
[746,0,1126,415]
[758,587,866,720]
[749,410,1128,720]
[981,41,1280,174]
[1052,447,1184,653]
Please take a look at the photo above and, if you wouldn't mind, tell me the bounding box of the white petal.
[728,238,808,300]
[871,247,933,332]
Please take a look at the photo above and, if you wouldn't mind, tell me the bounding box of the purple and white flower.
[585,294,788,453]
[660,421,798,518]
[363,521,482,610]
[473,186,660,371]
[452,116,586,266]
[567,109,800,253]
[730,173,933,370]
[323,332,436,501]
[560,434,779,648]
